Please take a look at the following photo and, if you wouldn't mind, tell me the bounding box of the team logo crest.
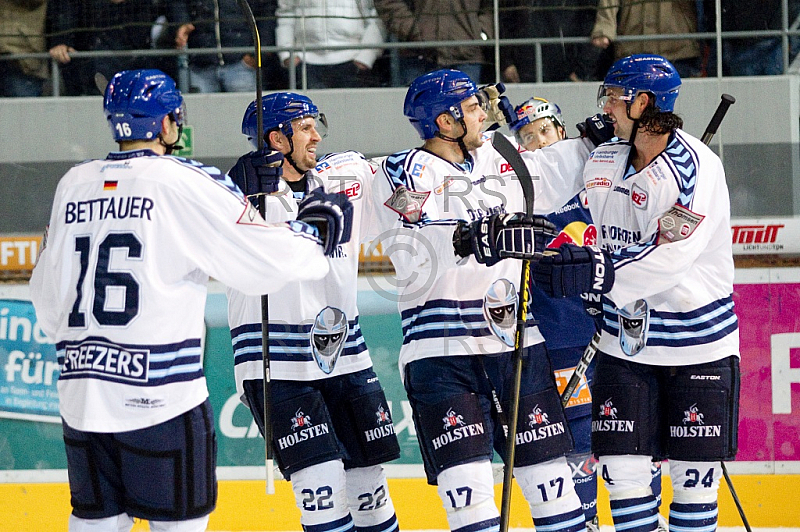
[483,279,518,347]
[599,398,617,419]
[376,405,392,424]
[683,403,705,425]
[618,299,649,356]
[528,404,550,426]
[291,408,312,430]
[443,408,466,430]
[384,185,430,224]
[311,306,348,374]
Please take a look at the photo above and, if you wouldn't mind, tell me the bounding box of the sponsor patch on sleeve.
[384,185,430,224]
[657,204,704,244]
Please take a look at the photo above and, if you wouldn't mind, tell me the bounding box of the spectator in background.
[48,0,170,96]
[1,0,48,97]
[275,0,385,89]
[171,0,284,93]
[47,0,92,95]
[590,0,703,79]
[375,0,493,86]
[500,0,608,83]
[719,0,782,76]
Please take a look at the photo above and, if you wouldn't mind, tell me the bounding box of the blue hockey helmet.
[403,69,480,140]
[509,97,565,134]
[103,69,184,142]
[242,92,328,149]
[598,54,681,113]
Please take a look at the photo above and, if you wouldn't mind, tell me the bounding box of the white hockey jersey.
[29,149,329,433]
[226,151,377,400]
[371,132,592,374]
[585,130,739,365]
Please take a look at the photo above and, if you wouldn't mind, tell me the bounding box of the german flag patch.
[103,180,118,191]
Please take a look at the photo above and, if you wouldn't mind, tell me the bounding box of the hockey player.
[510,97,665,531]
[510,97,601,529]
[226,92,401,532]
[370,69,615,532]
[533,55,740,532]
[28,69,352,532]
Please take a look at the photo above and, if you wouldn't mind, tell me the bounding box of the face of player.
[289,116,323,172]
[601,87,637,141]
[458,95,488,150]
[517,117,564,151]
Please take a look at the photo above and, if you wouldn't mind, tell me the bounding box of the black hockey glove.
[228,148,284,205]
[576,114,615,147]
[479,83,515,129]
[581,292,605,332]
[297,188,354,257]
[532,243,615,298]
[454,212,558,267]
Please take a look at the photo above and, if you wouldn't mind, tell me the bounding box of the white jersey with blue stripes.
[371,132,592,375]
[226,151,377,398]
[29,149,329,433]
[585,130,739,365]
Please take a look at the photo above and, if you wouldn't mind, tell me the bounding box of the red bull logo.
[548,222,598,248]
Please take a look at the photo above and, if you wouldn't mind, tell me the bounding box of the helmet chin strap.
[159,124,183,155]
[625,104,640,145]
[434,117,470,160]
[284,137,306,175]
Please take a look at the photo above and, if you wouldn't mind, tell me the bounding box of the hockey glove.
[228,148,284,205]
[296,188,354,257]
[576,114,615,147]
[533,244,614,298]
[454,212,558,267]
[581,292,605,332]
[479,83,515,129]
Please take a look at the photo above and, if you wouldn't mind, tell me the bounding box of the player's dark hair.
[639,93,683,135]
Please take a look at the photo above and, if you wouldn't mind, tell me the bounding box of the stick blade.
[491,132,534,215]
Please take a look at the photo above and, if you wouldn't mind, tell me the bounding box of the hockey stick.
[235,0,274,495]
[560,331,600,408]
[697,93,752,532]
[491,132,534,532]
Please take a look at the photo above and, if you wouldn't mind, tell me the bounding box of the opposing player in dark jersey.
[510,97,666,532]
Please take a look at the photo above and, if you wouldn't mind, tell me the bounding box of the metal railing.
[2,4,800,95]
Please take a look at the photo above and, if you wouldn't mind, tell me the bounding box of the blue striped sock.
[532,505,587,532]
[610,495,659,532]
[668,501,718,532]
[303,515,356,532]
[355,514,399,532]
[452,517,501,532]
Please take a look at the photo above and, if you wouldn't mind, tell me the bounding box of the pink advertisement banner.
[734,270,800,462]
